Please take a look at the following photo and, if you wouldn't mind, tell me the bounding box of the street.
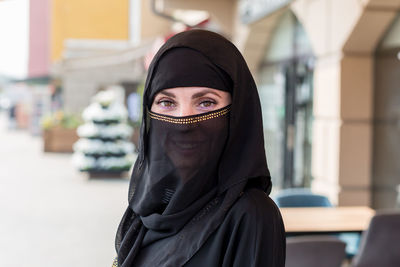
[0,112,130,267]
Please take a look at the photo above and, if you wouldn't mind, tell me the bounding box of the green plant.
[41,111,82,130]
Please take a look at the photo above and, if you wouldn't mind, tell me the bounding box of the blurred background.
[0,0,399,266]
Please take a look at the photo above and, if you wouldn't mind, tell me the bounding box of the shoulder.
[228,187,282,223]
[219,187,286,266]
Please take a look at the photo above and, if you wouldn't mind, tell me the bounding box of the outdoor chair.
[286,235,346,267]
[352,211,400,267]
[274,188,360,258]
[274,188,331,207]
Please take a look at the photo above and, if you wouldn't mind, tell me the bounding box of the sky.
[0,0,29,79]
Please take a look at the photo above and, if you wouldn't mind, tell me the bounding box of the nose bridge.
[178,101,195,117]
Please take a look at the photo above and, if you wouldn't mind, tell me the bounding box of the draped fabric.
[115,30,284,267]
[149,47,233,99]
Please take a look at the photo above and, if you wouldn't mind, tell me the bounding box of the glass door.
[283,58,314,188]
[258,11,314,189]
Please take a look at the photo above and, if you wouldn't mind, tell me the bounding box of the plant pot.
[43,127,79,153]
[87,170,127,179]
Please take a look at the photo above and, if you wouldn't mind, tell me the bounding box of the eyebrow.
[157,89,223,99]
[158,91,175,98]
[192,90,222,99]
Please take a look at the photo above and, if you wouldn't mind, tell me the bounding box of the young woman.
[114,29,286,267]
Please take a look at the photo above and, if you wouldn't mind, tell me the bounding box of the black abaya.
[115,29,286,267]
[133,187,285,267]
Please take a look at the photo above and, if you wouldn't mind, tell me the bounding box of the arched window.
[258,11,314,189]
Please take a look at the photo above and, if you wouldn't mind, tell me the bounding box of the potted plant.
[41,111,82,153]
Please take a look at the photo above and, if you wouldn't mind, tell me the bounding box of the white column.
[129,0,141,45]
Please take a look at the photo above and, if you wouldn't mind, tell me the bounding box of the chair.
[274,188,332,207]
[352,211,400,267]
[274,188,360,258]
[286,236,346,267]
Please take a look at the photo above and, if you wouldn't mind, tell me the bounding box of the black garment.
[115,29,286,267]
[132,188,285,267]
[150,47,233,98]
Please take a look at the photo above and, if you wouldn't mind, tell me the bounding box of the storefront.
[257,11,314,189]
[158,0,400,208]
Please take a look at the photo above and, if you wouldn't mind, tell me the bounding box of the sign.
[239,0,293,24]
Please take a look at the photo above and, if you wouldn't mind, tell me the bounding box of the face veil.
[136,106,231,217]
[115,30,272,267]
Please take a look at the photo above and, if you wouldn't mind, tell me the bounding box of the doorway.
[258,11,314,189]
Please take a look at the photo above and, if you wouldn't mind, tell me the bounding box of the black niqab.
[115,30,282,267]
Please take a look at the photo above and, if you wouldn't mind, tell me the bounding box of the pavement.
[0,112,131,267]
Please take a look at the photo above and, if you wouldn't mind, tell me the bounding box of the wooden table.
[280,206,375,235]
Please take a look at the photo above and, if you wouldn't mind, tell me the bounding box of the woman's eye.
[199,100,216,108]
[158,100,175,107]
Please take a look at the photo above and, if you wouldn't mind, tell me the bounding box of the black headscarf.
[115,30,271,266]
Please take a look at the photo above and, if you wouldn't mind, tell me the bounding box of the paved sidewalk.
[0,112,131,267]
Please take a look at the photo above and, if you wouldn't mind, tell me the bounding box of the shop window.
[258,11,314,189]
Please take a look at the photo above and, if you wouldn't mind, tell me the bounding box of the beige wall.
[164,0,235,37]
[140,0,172,40]
[292,0,398,205]
[237,0,399,206]
[236,9,286,76]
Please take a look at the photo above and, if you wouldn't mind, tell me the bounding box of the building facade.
[51,0,172,113]
[162,0,400,208]
[29,0,51,77]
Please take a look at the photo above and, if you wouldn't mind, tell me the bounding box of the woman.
[114,29,286,267]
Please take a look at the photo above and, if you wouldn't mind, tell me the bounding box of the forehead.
[155,87,229,97]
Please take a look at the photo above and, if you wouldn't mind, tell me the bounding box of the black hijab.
[115,30,271,266]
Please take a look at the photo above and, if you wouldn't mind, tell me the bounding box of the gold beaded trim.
[112,257,118,267]
[148,106,231,124]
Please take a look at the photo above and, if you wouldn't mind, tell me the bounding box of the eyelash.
[199,99,217,108]
[157,99,175,107]
[155,98,217,109]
